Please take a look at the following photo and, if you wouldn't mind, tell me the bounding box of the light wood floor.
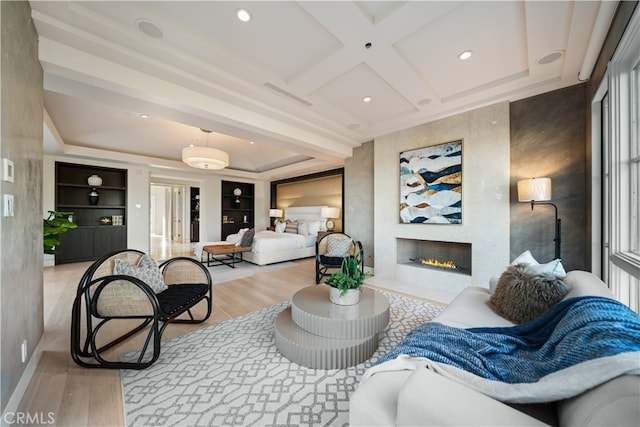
[17,244,319,427]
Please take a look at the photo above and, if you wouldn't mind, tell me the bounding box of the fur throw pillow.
[487,263,569,324]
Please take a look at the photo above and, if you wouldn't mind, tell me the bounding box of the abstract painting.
[400,140,462,224]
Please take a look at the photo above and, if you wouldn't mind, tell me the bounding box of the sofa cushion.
[487,263,569,323]
[433,287,515,328]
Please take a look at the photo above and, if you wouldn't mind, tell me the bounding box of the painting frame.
[399,140,462,224]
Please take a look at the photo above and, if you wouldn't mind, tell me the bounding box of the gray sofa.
[350,270,640,426]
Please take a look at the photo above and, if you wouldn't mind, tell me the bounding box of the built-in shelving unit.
[221,180,254,239]
[190,187,200,242]
[55,162,127,264]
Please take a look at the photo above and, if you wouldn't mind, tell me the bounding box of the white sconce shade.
[182,146,229,170]
[269,209,283,218]
[321,207,340,219]
[517,178,552,202]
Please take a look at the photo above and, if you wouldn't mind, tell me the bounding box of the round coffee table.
[274,286,390,369]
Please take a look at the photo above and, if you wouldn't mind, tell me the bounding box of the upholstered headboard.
[284,206,327,224]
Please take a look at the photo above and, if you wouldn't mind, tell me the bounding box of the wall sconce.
[517,178,561,259]
[269,208,283,225]
[321,207,340,232]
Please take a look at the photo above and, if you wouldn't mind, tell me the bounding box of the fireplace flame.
[421,258,457,269]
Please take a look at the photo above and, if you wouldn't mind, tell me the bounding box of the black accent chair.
[315,232,364,284]
[71,249,212,369]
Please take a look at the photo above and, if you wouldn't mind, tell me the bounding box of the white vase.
[329,286,360,305]
[87,174,102,186]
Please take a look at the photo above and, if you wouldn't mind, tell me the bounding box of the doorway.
[150,183,186,258]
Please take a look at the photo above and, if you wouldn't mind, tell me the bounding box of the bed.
[194,206,328,266]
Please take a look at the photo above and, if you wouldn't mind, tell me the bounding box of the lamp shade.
[321,207,340,219]
[269,209,283,218]
[182,146,229,170]
[517,178,552,202]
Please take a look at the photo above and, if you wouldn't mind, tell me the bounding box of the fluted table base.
[274,286,390,369]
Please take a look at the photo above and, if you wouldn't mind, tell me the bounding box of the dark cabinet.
[55,162,127,264]
[190,187,200,242]
[221,181,254,239]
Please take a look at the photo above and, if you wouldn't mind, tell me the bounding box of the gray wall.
[510,84,587,271]
[344,141,374,267]
[0,1,44,411]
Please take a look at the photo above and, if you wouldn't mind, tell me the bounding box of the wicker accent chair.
[71,249,212,369]
[315,232,364,284]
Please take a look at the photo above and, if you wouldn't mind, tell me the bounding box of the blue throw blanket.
[376,296,640,384]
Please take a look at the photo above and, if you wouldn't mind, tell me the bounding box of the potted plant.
[43,210,77,254]
[325,256,369,305]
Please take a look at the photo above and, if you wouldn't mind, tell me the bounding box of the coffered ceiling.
[30,1,616,180]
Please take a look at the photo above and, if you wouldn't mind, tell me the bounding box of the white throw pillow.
[113,253,168,294]
[510,250,538,266]
[298,221,310,236]
[308,221,321,236]
[275,221,286,233]
[225,228,248,244]
[326,235,352,257]
[524,259,567,279]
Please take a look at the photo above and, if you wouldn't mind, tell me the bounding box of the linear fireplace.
[397,238,472,276]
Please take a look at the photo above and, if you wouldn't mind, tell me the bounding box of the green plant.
[325,256,369,295]
[43,210,77,254]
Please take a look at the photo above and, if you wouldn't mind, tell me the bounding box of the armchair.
[71,249,212,369]
[315,232,364,284]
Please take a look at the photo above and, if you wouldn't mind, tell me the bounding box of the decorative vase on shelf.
[89,188,100,205]
[87,174,102,187]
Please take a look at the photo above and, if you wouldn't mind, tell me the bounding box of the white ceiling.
[31,1,615,180]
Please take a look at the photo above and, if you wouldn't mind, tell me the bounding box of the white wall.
[373,102,511,299]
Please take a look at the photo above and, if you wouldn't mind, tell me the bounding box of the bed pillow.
[238,228,255,247]
[325,235,352,257]
[113,253,168,294]
[298,221,310,236]
[487,263,569,324]
[285,220,299,234]
[307,221,321,236]
[275,221,286,233]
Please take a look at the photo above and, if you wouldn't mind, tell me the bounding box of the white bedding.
[252,230,315,253]
[194,205,328,264]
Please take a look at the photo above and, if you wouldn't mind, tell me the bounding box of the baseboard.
[1,338,44,427]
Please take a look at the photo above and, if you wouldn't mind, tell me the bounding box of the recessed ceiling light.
[362,96,372,103]
[249,141,255,144]
[135,19,163,38]
[347,123,360,130]
[417,98,431,106]
[236,8,252,22]
[140,114,149,119]
[458,50,473,60]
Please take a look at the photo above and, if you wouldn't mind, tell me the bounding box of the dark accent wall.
[510,84,587,270]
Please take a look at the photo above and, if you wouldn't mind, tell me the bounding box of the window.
[596,8,640,312]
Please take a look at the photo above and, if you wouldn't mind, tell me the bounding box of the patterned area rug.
[207,261,297,285]
[121,291,444,427]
